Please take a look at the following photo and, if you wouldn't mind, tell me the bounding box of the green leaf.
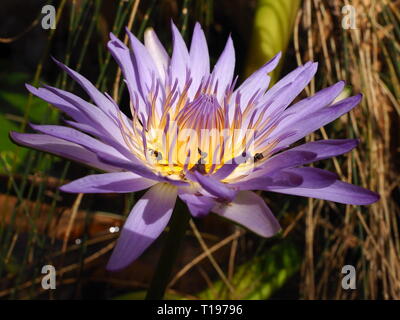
[245,0,301,84]
[0,91,57,124]
[198,240,301,300]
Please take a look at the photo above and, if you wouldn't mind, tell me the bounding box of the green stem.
[145,200,191,300]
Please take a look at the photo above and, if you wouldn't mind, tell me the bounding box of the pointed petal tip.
[144,26,155,35]
[51,56,62,66]
[361,190,380,205]
[59,184,73,193]
[9,131,32,146]
[345,189,380,205]
[109,32,118,41]
[9,131,35,149]
[309,62,319,73]
[193,21,205,35]
[270,51,282,62]
[262,52,282,72]
[28,122,39,131]
[9,131,19,143]
[25,83,36,92]
[170,19,181,37]
[344,93,363,107]
[106,257,130,272]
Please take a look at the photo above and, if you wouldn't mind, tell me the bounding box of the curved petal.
[108,34,147,116]
[144,28,170,83]
[107,183,178,271]
[60,172,157,193]
[39,84,128,148]
[26,84,112,142]
[212,35,235,102]
[263,61,313,98]
[188,22,210,97]
[169,21,190,92]
[10,132,118,172]
[212,191,281,237]
[248,62,315,126]
[278,167,338,189]
[271,94,363,149]
[190,171,237,201]
[178,187,216,217]
[258,62,319,121]
[234,170,304,191]
[211,161,239,181]
[287,139,359,162]
[96,150,160,181]
[30,124,127,161]
[26,84,86,123]
[266,179,379,205]
[233,52,281,109]
[126,27,160,98]
[52,58,116,116]
[278,81,346,127]
[253,150,317,177]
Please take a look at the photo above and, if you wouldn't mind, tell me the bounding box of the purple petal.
[257,150,317,176]
[278,167,338,189]
[188,22,210,97]
[38,86,148,165]
[235,170,304,191]
[26,84,86,123]
[212,35,235,102]
[52,58,116,116]
[234,52,281,108]
[266,179,379,205]
[190,171,237,201]
[63,120,101,137]
[96,150,160,181]
[144,28,170,83]
[108,34,139,92]
[178,188,216,217]
[10,132,118,172]
[231,151,316,189]
[126,27,160,98]
[30,124,127,162]
[169,21,190,92]
[108,35,147,116]
[288,139,359,162]
[264,61,313,98]
[259,62,319,120]
[211,161,240,181]
[278,81,345,126]
[212,191,281,237]
[60,172,156,193]
[272,94,362,148]
[29,121,145,175]
[107,183,178,271]
[40,84,127,147]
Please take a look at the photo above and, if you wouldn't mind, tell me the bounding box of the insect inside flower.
[10,22,379,271]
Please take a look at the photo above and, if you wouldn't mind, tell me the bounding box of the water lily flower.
[10,22,379,271]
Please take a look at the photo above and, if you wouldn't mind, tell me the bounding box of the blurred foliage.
[0,0,398,300]
[245,0,301,83]
[0,72,58,172]
[198,241,300,300]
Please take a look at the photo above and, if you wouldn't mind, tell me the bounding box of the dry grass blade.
[294,0,400,300]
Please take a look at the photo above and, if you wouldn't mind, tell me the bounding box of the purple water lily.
[10,22,379,271]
